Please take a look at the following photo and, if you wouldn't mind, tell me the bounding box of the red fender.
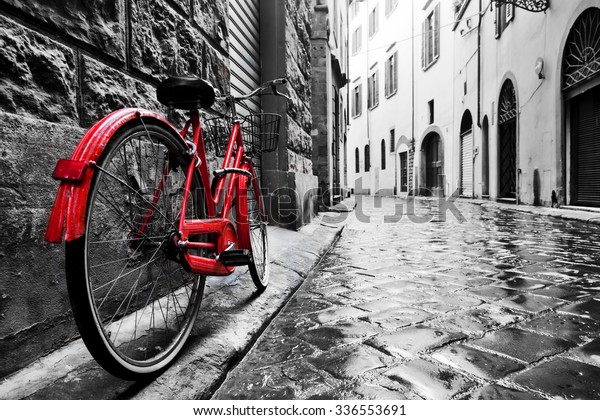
[45,108,184,243]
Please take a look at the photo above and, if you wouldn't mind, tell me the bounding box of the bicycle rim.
[246,177,269,291]
[67,122,206,379]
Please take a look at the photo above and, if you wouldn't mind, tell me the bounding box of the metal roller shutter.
[573,86,600,206]
[228,0,261,115]
[461,130,473,197]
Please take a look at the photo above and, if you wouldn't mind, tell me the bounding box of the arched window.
[381,139,386,170]
[355,148,360,173]
[364,145,370,172]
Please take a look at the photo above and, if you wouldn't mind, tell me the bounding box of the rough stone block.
[0,0,126,62]
[287,116,312,157]
[194,0,228,44]
[0,15,78,124]
[80,55,161,126]
[203,41,230,98]
[287,149,313,174]
[130,0,204,80]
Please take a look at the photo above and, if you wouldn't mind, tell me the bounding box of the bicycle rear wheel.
[66,121,206,380]
[239,175,269,291]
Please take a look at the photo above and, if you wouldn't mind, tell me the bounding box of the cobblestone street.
[214,196,600,400]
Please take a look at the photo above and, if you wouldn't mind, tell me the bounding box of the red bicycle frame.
[174,111,259,276]
[46,108,263,278]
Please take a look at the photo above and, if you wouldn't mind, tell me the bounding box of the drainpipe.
[477,0,482,128]
[411,0,415,194]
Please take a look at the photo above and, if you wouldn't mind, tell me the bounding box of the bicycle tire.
[239,174,269,292]
[65,121,206,380]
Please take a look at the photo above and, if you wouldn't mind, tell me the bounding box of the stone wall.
[0,0,229,379]
[261,0,318,230]
[284,0,313,174]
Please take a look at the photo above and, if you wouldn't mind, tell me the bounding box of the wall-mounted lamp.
[535,57,545,80]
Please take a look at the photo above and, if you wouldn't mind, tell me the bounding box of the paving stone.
[384,359,477,399]
[355,297,411,312]
[467,285,519,300]
[309,345,389,379]
[568,278,600,292]
[298,321,382,351]
[369,326,466,358]
[520,313,600,345]
[359,307,433,330]
[312,306,368,324]
[497,293,563,314]
[514,358,600,399]
[449,276,496,288]
[426,304,523,335]
[431,344,525,380]
[471,328,574,363]
[529,285,591,301]
[466,384,543,400]
[283,295,334,315]
[569,338,600,366]
[242,336,316,368]
[340,287,391,302]
[353,383,421,400]
[498,277,553,291]
[559,299,600,321]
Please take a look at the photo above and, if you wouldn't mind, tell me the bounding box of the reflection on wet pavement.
[214,197,600,400]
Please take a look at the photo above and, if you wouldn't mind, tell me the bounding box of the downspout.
[411,0,415,194]
[477,0,482,128]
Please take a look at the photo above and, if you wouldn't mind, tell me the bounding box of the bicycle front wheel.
[240,175,269,292]
[65,121,206,380]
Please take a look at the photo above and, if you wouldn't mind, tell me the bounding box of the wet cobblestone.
[214,197,600,400]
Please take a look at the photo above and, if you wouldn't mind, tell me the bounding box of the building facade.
[348,0,415,196]
[456,0,600,207]
[0,0,318,379]
[350,0,600,209]
[311,0,350,207]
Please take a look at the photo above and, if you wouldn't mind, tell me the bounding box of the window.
[495,3,515,38]
[390,128,395,153]
[385,0,398,17]
[381,140,386,170]
[385,51,398,97]
[350,0,360,20]
[400,151,408,192]
[364,145,371,172]
[352,84,362,118]
[422,3,440,70]
[355,147,360,173]
[352,26,362,55]
[369,4,379,38]
[428,99,435,124]
[368,70,379,109]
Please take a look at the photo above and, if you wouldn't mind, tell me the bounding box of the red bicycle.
[45,76,289,379]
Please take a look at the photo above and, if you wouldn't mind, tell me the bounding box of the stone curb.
[469,199,600,225]
[0,201,354,400]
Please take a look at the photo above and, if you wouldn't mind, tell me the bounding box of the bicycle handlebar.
[215,78,290,103]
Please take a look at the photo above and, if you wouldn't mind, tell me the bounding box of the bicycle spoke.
[94,164,178,232]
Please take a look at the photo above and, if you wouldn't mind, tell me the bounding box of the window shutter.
[376,71,379,105]
[433,3,440,59]
[495,3,501,38]
[394,53,398,91]
[506,3,514,23]
[422,19,427,68]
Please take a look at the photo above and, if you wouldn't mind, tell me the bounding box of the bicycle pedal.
[217,249,251,266]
